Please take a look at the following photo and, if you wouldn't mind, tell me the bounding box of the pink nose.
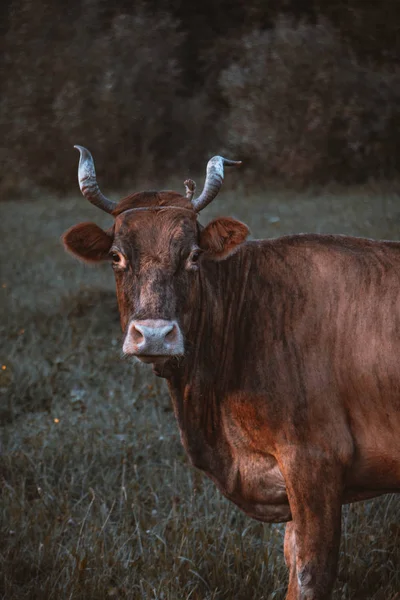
[123,319,184,357]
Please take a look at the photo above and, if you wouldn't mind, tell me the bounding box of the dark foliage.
[1,0,400,195]
[220,18,400,185]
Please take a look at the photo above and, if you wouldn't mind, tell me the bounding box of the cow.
[63,146,400,600]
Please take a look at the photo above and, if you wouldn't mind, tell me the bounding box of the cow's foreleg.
[284,521,299,597]
[281,458,344,600]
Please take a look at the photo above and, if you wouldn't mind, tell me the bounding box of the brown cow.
[63,146,400,600]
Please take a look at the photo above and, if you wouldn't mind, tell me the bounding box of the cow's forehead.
[113,208,198,248]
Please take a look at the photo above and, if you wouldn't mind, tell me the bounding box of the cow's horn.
[191,156,242,212]
[74,145,117,214]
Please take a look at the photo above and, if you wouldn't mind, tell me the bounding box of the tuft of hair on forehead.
[112,191,194,217]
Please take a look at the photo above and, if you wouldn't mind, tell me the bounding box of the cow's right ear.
[62,222,113,263]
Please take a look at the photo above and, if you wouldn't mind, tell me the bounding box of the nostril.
[131,325,144,345]
[165,325,177,343]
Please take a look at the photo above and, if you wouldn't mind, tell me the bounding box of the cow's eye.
[187,248,202,269]
[110,250,127,270]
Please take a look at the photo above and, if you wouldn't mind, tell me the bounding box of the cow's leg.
[284,521,299,597]
[281,458,344,600]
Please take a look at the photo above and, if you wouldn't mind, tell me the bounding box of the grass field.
[1,183,400,599]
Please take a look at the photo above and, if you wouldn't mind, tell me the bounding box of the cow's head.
[63,147,249,370]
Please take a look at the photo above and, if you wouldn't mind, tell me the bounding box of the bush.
[219,17,400,185]
[0,0,210,196]
[3,5,400,196]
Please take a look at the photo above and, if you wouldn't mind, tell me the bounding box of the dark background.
[2,0,400,197]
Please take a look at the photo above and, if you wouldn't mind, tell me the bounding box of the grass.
[1,183,400,599]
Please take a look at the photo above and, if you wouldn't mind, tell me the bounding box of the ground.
[1,182,400,599]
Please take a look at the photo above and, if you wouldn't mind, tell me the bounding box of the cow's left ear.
[199,217,249,261]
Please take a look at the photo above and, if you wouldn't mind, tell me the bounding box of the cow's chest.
[171,386,291,522]
[208,442,290,523]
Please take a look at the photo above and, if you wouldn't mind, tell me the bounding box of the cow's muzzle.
[123,319,184,363]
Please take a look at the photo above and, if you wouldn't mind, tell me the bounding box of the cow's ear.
[199,217,249,261]
[62,222,113,263]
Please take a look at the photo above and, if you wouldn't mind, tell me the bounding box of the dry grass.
[1,185,400,599]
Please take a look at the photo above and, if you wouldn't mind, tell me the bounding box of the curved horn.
[74,145,117,214]
[191,156,242,213]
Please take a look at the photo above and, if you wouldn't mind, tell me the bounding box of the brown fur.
[63,222,113,262]
[63,192,400,600]
[200,217,249,260]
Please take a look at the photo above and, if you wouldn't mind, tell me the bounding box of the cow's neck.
[167,244,256,466]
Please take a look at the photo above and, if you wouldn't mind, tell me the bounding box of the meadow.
[1,182,400,599]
